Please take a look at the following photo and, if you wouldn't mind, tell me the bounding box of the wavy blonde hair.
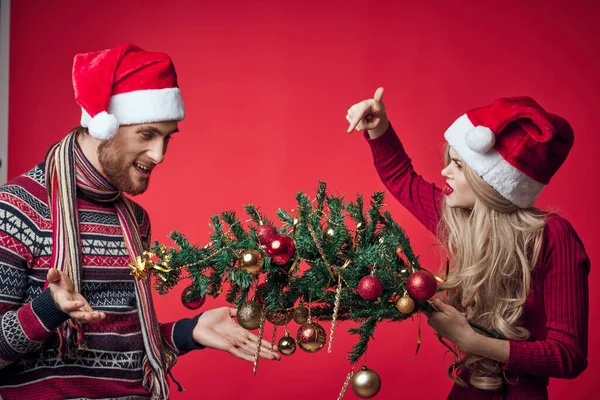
[437,144,546,390]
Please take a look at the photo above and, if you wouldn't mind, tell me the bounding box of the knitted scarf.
[45,132,175,399]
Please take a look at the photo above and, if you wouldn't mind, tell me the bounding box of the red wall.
[8,1,599,398]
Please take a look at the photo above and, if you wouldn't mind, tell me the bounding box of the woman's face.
[441,147,476,209]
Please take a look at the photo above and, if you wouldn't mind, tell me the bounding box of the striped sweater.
[366,125,590,400]
[0,158,199,399]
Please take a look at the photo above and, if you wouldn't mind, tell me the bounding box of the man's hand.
[47,268,106,324]
[192,307,281,362]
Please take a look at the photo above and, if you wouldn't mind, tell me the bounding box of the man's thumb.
[47,268,61,283]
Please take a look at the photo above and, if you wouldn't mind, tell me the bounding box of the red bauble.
[266,234,296,265]
[406,270,437,301]
[357,275,383,301]
[181,285,205,310]
[256,224,278,245]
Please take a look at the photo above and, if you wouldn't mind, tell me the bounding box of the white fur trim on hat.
[444,114,545,208]
[88,111,119,140]
[81,87,185,135]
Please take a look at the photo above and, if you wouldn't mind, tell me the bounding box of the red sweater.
[366,125,590,400]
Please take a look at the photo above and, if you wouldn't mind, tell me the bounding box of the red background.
[8,1,599,398]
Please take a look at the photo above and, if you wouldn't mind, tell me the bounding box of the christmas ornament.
[266,309,293,326]
[256,223,277,245]
[266,234,295,265]
[277,332,297,356]
[181,285,205,310]
[406,270,437,301]
[338,366,356,400]
[238,249,263,276]
[253,309,267,375]
[396,295,415,315]
[357,274,383,301]
[324,227,335,238]
[328,274,343,353]
[297,320,327,353]
[293,306,309,324]
[237,300,264,330]
[128,250,172,281]
[351,365,381,398]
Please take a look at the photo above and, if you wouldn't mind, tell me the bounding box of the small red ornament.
[181,285,205,310]
[266,234,295,265]
[256,224,278,245]
[406,270,437,301]
[357,275,383,301]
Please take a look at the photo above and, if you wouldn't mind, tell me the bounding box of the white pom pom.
[88,111,119,140]
[465,126,495,153]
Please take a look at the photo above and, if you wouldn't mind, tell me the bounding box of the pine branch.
[152,182,434,367]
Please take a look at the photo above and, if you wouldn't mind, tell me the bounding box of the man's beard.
[97,139,149,195]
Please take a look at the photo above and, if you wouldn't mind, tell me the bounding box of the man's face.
[97,121,179,195]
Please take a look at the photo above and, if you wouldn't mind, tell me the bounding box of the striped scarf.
[45,132,175,399]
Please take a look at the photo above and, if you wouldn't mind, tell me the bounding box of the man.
[0,43,279,400]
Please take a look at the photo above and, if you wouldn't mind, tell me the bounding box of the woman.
[346,88,589,399]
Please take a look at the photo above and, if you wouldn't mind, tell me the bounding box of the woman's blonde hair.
[437,143,546,390]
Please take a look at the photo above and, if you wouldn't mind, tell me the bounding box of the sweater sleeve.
[160,316,205,355]
[365,123,443,235]
[505,216,589,378]
[0,193,70,368]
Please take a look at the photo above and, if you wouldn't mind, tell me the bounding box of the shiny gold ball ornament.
[296,320,327,353]
[266,309,293,326]
[351,365,381,398]
[238,249,263,276]
[396,295,415,315]
[237,300,263,330]
[277,332,297,356]
[293,306,309,324]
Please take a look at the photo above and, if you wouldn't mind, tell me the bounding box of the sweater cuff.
[19,289,70,341]
[504,339,521,370]
[173,314,205,353]
[363,123,409,161]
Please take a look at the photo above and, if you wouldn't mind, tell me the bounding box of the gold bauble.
[296,321,326,353]
[396,295,415,315]
[292,306,309,324]
[238,250,263,276]
[277,333,297,356]
[351,365,381,398]
[266,309,293,326]
[237,300,263,330]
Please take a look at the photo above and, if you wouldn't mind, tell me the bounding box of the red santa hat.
[444,96,574,208]
[72,43,185,140]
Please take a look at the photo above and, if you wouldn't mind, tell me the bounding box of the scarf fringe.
[57,319,87,359]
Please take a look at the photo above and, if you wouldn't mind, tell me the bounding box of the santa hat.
[444,96,574,208]
[72,43,185,140]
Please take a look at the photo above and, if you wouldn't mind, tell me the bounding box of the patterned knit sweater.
[0,158,200,399]
[366,125,590,400]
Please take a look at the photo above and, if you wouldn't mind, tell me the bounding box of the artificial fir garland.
[142,182,439,397]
